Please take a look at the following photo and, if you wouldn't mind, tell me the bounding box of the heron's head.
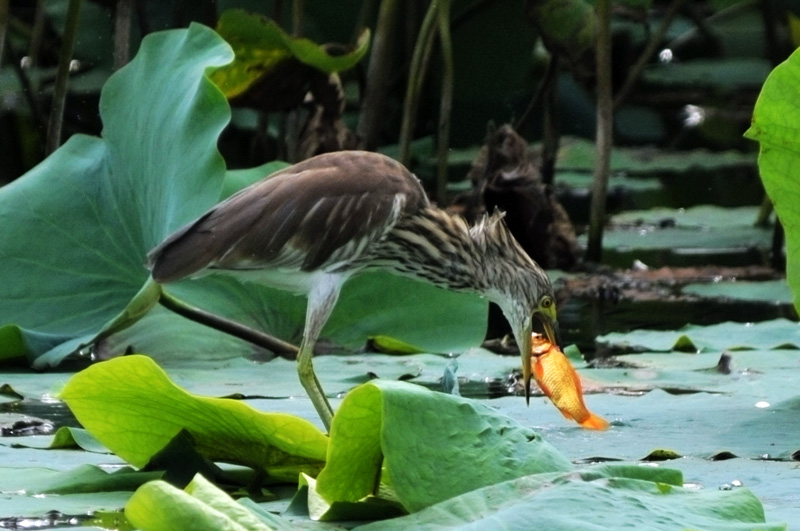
[520,292,561,402]
[469,212,561,399]
[497,273,561,404]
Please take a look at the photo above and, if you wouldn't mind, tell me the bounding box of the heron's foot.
[297,346,334,431]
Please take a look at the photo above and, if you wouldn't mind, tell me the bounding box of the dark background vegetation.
[2,0,793,187]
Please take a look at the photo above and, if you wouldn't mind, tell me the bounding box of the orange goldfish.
[529,333,609,430]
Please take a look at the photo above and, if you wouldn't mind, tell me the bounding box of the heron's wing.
[148,151,429,282]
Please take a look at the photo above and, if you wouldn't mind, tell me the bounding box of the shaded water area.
[558,267,796,356]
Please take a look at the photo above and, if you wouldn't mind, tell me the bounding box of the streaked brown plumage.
[148,151,559,430]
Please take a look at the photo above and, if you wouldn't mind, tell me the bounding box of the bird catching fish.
[529,333,609,430]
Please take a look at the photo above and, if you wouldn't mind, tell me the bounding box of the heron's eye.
[540,296,553,309]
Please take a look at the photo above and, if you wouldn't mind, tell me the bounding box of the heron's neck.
[371,208,535,301]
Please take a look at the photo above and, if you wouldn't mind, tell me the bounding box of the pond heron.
[148,151,560,430]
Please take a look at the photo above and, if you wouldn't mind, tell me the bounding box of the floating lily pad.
[354,464,781,531]
[555,136,756,175]
[610,205,764,228]
[597,319,800,353]
[642,58,772,91]
[583,206,772,268]
[682,279,792,303]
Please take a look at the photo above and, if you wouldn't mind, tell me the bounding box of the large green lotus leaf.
[0,24,234,366]
[211,9,370,99]
[59,355,328,482]
[315,380,573,514]
[667,457,799,525]
[325,272,488,353]
[109,271,488,366]
[13,426,110,453]
[745,47,800,315]
[354,465,781,531]
[597,319,800,353]
[0,19,485,370]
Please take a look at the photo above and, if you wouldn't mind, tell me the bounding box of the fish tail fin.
[580,413,610,431]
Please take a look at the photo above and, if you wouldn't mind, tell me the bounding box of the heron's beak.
[522,310,561,404]
[539,311,561,350]
[520,327,534,404]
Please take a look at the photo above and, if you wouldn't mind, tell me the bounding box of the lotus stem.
[45,0,82,155]
[586,0,613,262]
[158,289,299,356]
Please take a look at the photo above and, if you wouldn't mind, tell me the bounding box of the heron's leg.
[298,274,343,431]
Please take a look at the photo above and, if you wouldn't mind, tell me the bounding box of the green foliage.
[355,466,779,530]
[746,47,800,314]
[589,205,772,267]
[0,463,161,496]
[211,9,371,99]
[54,355,784,529]
[598,319,800,352]
[0,24,233,366]
[0,22,487,369]
[4,321,796,525]
[126,474,272,531]
[315,379,573,513]
[59,355,328,481]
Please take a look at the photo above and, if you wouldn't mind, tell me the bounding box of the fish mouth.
[523,313,561,404]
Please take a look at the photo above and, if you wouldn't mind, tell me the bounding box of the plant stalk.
[113,0,132,70]
[614,0,685,109]
[540,54,560,186]
[158,289,299,356]
[435,0,453,205]
[398,0,439,165]
[514,51,558,133]
[0,0,9,70]
[586,0,613,263]
[292,0,304,36]
[357,0,400,150]
[28,0,47,67]
[45,0,82,155]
